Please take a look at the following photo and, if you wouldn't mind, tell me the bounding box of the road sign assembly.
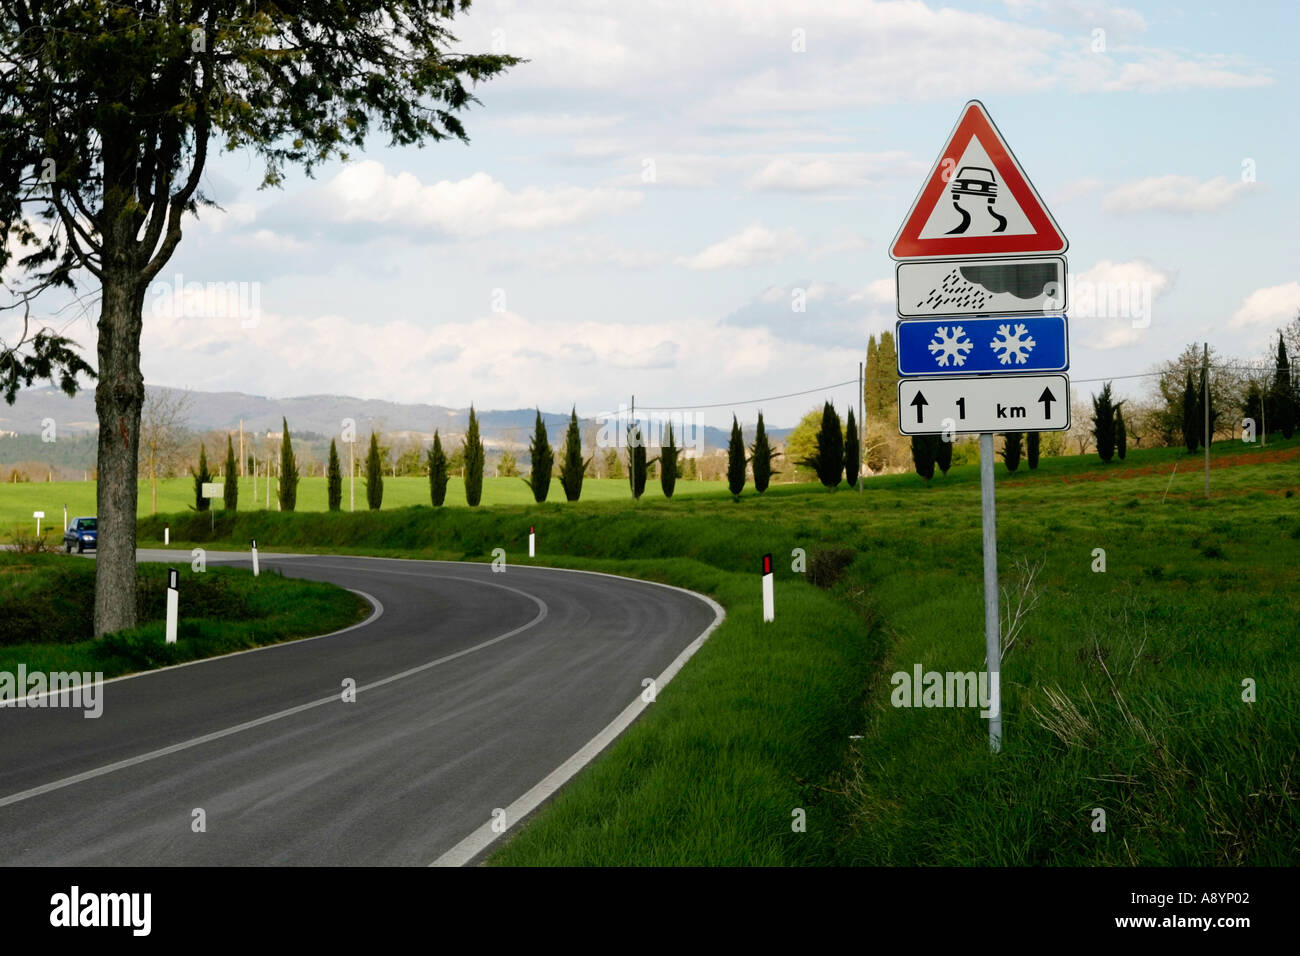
[889,100,1072,753]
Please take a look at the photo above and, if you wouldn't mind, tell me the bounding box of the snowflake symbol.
[990,323,1037,365]
[928,325,974,367]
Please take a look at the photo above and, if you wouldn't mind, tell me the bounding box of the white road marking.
[0,577,547,810]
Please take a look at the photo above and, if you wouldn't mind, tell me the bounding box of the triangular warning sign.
[891,101,1067,260]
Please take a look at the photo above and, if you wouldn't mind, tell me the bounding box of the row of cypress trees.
[192,416,299,512]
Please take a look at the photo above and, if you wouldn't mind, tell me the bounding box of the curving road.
[0,551,722,866]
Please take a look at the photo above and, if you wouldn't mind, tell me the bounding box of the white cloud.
[678,224,803,271]
[1069,259,1174,349]
[1102,175,1254,214]
[315,161,643,236]
[1230,282,1300,329]
[1051,177,1106,205]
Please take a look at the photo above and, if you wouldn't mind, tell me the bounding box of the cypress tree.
[660,422,681,500]
[1273,333,1295,438]
[224,435,239,511]
[1182,370,1199,453]
[876,331,899,421]
[327,439,342,511]
[279,418,299,511]
[464,406,484,506]
[427,431,449,506]
[525,409,553,503]
[1198,365,1215,448]
[1092,382,1115,462]
[727,415,746,499]
[751,411,773,493]
[558,407,588,502]
[844,407,860,488]
[1027,432,1040,470]
[1001,432,1022,472]
[1115,404,1128,460]
[910,435,935,482]
[798,402,843,490]
[365,432,384,509]
[864,336,879,417]
[1244,381,1265,438]
[193,443,211,511]
[935,434,953,475]
[626,422,646,499]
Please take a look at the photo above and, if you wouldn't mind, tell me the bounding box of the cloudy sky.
[24,0,1300,428]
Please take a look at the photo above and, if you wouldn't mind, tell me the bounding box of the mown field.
[0,474,730,542]
[131,435,1300,865]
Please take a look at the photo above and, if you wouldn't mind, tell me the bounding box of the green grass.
[0,475,730,542]
[0,552,371,679]
[127,435,1300,865]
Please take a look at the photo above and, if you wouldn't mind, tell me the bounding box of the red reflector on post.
[762,553,772,575]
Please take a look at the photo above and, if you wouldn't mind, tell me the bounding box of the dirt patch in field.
[1004,446,1300,487]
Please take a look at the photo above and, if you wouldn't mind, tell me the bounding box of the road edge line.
[430,581,725,867]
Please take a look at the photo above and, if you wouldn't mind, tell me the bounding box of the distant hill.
[0,386,792,458]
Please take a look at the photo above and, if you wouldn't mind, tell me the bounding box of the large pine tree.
[558,407,588,502]
[525,409,553,503]
[278,418,299,511]
[327,439,342,511]
[844,406,860,488]
[1092,382,1116,462]
[192,443,211,511]
[660,422,681,500]
[428,431,449,506]
[365,432,384,509]
[464,406,484,507]
[751,411,773,494]
[726,415,746,499]
[224,435,239,511]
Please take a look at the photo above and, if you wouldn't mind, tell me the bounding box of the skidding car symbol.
[945,166,1007,234]
[951,166,997,198]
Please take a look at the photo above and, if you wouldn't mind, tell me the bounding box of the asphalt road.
[0,550,721,866]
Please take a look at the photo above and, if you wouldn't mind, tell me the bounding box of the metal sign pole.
[980,432,1002,753]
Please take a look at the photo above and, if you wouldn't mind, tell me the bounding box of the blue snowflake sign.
[895,315,1068,377]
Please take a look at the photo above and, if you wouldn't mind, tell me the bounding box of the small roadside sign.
[896,256,1066,318]
[897,373,1070,435]
[896,315,1069,376]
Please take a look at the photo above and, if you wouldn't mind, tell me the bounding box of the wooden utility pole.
[858,360,864,491]
[239,419,244,477]
[1203,343,1210,498]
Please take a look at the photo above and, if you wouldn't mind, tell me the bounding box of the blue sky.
[16,0,1298,430]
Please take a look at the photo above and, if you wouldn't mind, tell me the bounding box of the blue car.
[63,516,97,553]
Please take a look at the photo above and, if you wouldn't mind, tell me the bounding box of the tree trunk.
[94,270,146,638]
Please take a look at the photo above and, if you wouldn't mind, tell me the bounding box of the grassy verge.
[0,552,371,679]
[133,436,1300,864]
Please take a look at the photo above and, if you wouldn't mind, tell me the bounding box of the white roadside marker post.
[164,522,170,546]
[251,538,259,577]
[762,553,774,622]
[63,504,67,534]
[165,568,179,644]
[33,511,43,537]
[529,524,535,558]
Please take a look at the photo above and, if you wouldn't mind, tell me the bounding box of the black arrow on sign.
[911,392,928,424]
[1038,387,1057,418]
